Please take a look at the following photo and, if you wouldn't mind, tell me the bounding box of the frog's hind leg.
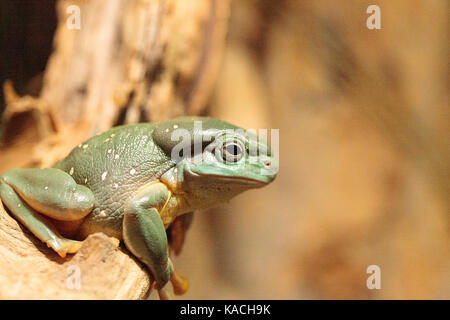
[0,183,81,257]
[1,168,94,221]
[0,168,95,257]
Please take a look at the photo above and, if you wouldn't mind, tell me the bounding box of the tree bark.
[0,0,230,299]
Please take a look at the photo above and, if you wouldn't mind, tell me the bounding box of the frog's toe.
[171,273,189,295]
[47,238,82,258]
[169,258,189,295]
[61,238,83,254]
[45,238,68,258]
[55,249,68,258]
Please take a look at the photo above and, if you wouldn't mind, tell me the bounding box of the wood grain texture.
[0,200,151,299]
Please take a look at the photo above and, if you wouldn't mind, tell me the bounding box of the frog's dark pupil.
[226,144,240,156]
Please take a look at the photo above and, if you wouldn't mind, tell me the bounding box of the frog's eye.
[222,141,244,163]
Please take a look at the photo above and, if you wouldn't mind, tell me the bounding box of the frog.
[0,116,277,299]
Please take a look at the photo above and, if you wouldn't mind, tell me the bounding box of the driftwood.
[0,0,230,299]
[0,201,151,299]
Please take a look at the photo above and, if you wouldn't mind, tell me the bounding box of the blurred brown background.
[175,0,449,299]
[1,0,449,299]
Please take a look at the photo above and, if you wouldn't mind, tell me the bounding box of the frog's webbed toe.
[49,235,119,258]
[60,238,83,255]
[150,259,188,299]
[169,258,189,295]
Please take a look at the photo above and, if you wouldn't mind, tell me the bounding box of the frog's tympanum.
[0,117,277,299]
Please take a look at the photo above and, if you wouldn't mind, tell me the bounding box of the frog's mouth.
[202,174,268,185]
[186,169,274,187]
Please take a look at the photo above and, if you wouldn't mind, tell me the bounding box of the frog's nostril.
[264,161,271,167]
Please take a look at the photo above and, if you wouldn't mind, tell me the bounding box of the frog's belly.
[75,183,137,240]
[77,206,124,240]
[77,188,188,240]
[75,181,185,240]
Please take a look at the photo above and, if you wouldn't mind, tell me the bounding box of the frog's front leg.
[123,182,188,299]
[0,168,95,257]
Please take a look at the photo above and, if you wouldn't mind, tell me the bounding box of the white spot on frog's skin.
[110,133,116,138]
[173,124,178,129]
[102,171,108,181]
[174,168,178,173]
[165,128,169,133]
[115,154,120,160]
[9,191,12,195]
[82,144,88,150]
[113,183,118,189]
[69,167,74,175]
[78,143,82,148]
[17,204,21,208]
[99,210,107,217]
[44,186,49,190]
[104,138,110,143]
[107,149,112,154]
[84,178,88,184]
[130,168,136,175]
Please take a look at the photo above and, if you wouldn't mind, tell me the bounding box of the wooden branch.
[0,200,151,299]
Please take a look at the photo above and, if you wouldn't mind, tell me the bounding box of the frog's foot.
[50,237,119,258]
[44,238,81,258]
[61,238,83,255]
[154,262,188,299]
[62,237,119,256]
[169,258,189,295]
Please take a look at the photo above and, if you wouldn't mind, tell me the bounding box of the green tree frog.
[0,117,277,299]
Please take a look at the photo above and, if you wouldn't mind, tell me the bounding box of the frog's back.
[53,123,175,238]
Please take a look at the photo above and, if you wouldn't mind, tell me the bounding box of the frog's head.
[154,117,278,207]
